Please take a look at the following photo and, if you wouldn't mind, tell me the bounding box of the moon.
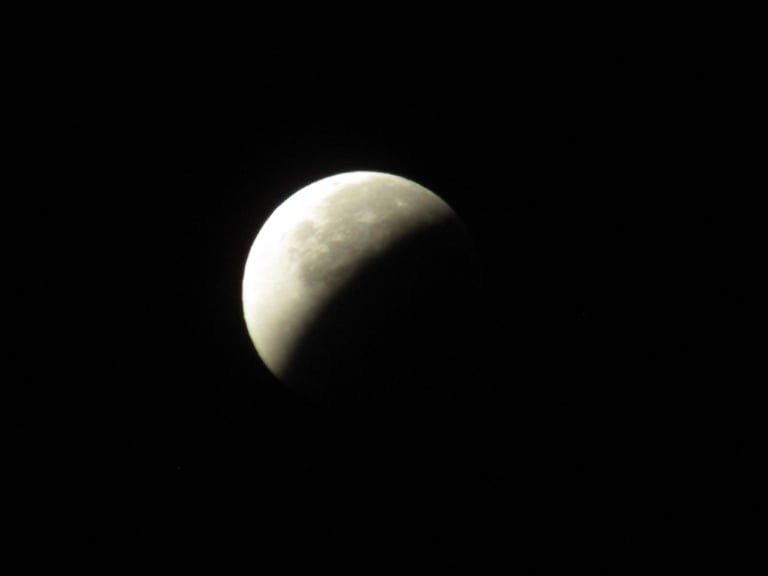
[242,171,479,402]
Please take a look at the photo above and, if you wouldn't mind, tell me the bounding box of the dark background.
[11,15,760,572]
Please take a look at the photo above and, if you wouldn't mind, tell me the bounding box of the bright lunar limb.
[242,171,478,400]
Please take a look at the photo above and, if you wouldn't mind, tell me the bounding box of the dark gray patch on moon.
[292,176,451,293]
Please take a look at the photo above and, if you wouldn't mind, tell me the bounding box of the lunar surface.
[242,171,478,402]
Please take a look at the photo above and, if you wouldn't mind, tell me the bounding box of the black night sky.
[10,16,761,572]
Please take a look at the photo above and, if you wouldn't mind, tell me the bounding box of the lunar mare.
[242,171,476,397]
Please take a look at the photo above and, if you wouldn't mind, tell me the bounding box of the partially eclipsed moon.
[242,171,477,400]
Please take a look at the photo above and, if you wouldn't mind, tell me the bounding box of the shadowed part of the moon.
[281,210,483,413]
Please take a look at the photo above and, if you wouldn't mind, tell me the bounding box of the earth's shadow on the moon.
[278,210,489,479]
